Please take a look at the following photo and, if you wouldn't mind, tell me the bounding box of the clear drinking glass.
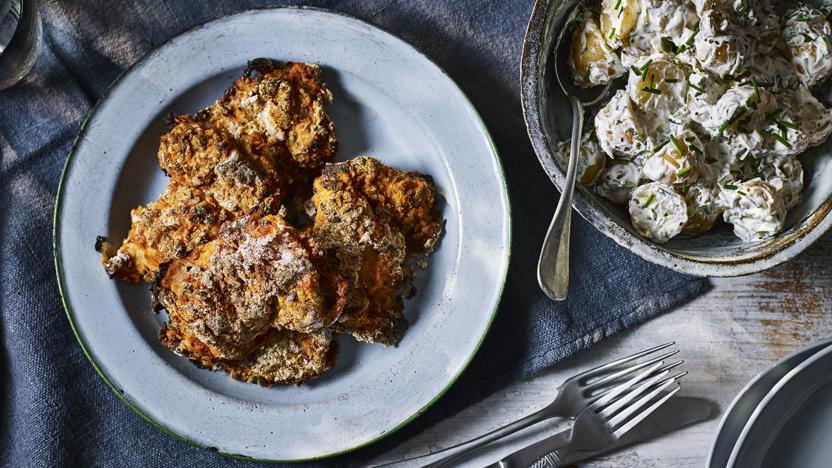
[0,0,41,91]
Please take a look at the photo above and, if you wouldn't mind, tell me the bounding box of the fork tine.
[597,369,671,417]
[577,342,675,381]
[611,385,681,439]
[608,378,679,427]
[590,361,665,409]
[589,360,684,398]
[585,351,679,390]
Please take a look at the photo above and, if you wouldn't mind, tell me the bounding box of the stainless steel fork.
[493,362,685,468]
[381,342,680,468]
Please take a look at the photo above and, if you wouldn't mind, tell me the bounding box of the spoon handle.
[538,96,583,301]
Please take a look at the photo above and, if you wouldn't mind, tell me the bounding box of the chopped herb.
[690,144,704,155]
[751,76,761,103]
[685,26,699,47]
[676,166,692,177]
[687,78,706,93]
[665,78,680,83]
[609,27,617,40]
[765,108,783,122]
[724,184,738,190]
[776,119,798,130]
[610,158,630,165]
[737,190,747,197]
[738,4,750,16]
[640,59,653,76]
[614,0,622,9]
[642,86,662,94]
[771,132,792,148]
[642,194,656,208]
[631,65,642,76]
[734,148,748,159]
[719,110,746,134]
[669,134,685,154]
[652,140,669,153]
[802,33,814,43]
[584,67,591,82]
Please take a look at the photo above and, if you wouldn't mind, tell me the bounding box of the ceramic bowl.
[520,0,832,276]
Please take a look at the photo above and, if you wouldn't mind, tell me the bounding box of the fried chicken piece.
[160,324,337,386]
[309,157,444,345]
[207,59,338,201]
[98,182,230,283]
[158,115,282,215]
[152,214,347,360]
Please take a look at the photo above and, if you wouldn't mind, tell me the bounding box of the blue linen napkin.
[0,0,707,466]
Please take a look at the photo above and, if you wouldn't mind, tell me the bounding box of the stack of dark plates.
[709,341,832,468]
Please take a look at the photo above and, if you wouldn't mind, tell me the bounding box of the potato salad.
[560,0,832,243]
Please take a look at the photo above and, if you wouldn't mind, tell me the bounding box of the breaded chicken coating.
[98,182,230,283]
[152,215,348,360]
[308,157,443,345]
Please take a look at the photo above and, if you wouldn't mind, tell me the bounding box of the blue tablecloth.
[0,1,707,466]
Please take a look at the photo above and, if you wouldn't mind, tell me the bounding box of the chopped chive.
[765,108,783,122]
[751,76,761,103]
[719,110,746,133]
[776,119,798,130]
[687,78,706,93]
[642,86,662,94]
[631,65,642,76]
[669,134,685,154]
[665,78,680,83]
[737,190,747,197]
[584,67,591,82]
[685,26,699,47]
[642,194,656,208]
[609,27,617,40]
[614,0,622,10]
[724,184,738,190]
[690,144,704,155]
[610,158,630,165]
[802,33,814,43]
[735,148,748,159]
[676,166,692,177]
[652,140,669,153]
[770,132,792,148]
[640,59,653,76]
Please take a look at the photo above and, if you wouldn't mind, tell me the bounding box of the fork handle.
[416,410,558,468]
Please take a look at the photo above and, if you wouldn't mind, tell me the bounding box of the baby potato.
[626,55,687,115]
[642,130,702,185]
[600,0,640,49]
[761,156,803,209]
[571,15,626,87]
[594,89,650,158]
[722,178,786,242]
[554,134,607,186]
[694,10,750,77]
[683,184,724,234]
[628,182,688,243]
[596,158,643,204]
[784,5,832,88]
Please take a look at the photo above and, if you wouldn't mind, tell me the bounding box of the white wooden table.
[371,232,832,467]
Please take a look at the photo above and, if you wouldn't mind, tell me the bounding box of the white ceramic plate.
[728,344,832,468]
[708,340,832,468]
[53,7,510,461]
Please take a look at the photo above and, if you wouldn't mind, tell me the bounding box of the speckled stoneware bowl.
[521,0,832,277]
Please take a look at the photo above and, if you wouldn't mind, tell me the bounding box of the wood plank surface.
[371,232,832,467]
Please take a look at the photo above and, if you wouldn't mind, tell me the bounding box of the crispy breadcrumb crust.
[309,157,443,346]
[153,215,347,360]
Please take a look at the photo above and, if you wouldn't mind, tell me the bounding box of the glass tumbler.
[0,0,41,91]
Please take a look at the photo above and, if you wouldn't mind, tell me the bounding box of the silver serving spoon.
[538,1,616,301]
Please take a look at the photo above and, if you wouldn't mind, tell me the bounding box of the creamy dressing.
[568,0,832,243]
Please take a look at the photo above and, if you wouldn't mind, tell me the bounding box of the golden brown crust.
[153,214,348,360]
[207,60,338,203]
[309,157,443,345]
[101,182,230,283]
[160,324,337,386]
